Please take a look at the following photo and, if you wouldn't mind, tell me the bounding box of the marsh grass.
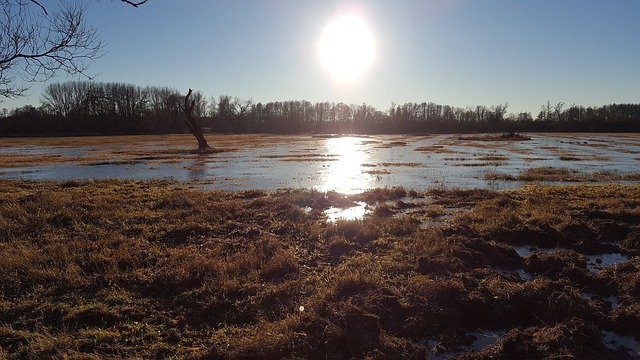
[485,167,640,182]
[376,141,408,148]
[414,145,461,154]
[0,180,639,359]
[455,133,532,141]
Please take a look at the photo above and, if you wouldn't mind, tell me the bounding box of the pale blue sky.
[3,0,640,114]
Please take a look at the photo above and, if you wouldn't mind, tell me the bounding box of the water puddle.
[582,292,622,310]
[516,269,534,281]
[427,329,505,359]
[586,253,630,272]
[601,331,640,357]
[513,245,558,257]
[323,202,368,222]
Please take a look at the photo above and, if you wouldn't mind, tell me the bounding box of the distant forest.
[1,81,640,136]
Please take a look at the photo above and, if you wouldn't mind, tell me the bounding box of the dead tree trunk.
[183,88,211,152]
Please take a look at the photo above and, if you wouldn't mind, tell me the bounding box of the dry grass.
[455,133,532,141]
[379,162,423,167]
[476,155,508,161]
[0,180,638,359]
[415,145,461,154]
[375,141,408,148]
[485,167,640,182]
[364,169,391,175]
[558,154,612,162]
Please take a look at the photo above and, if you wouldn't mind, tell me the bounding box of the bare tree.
[119,0,148,7]
[182,89,211,152]
[0,0,148,100]
[554,102,565,122]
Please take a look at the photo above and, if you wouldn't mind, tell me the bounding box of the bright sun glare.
[318,14,375,83]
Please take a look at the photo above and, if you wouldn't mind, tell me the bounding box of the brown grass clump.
[456,133,532,141]
[364,169,391,175]
[476,155,508,161]
[1,180,639,358]
[559,155,583,161]
[376,141,407,148]
[379,162,423,167]
[415,145,461,154]
[350,186,410,203]
[259,250,300,281]
[485,167,640,182]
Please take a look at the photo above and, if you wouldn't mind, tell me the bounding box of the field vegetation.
[485,167,640,182]
[0,180,639,359]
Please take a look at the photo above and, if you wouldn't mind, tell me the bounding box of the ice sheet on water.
[601,331,640,357]
[513,245,558,257]
[582,292,622,310]
[426,330,505,360]
[587,253,630,272]
[3,134,640,192]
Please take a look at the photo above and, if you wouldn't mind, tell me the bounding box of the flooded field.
[1,133,640,193]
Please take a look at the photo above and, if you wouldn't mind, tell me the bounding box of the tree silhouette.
[0,0,147,99]
[182,89,211,152]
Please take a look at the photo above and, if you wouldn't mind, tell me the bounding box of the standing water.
[1,133,640,192]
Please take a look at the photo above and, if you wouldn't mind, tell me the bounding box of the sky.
[3,0,640,114]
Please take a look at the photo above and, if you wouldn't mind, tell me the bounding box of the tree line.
[1,81,640,136]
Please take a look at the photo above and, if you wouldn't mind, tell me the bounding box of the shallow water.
[2,133,640,192]
[324,202,368,222]
[582,292,622,310]
[513,245,558,257]
[586,253,630,272]
[427,329,505,359]
[601,331,640,357]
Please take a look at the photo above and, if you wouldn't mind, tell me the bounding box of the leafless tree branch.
[0,0,148,100]
[28,0,46,14]
[120,0,148,8]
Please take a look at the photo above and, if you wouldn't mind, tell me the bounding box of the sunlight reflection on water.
[324,201,368,222]
[318,136,373,194]
[4,134,640,192]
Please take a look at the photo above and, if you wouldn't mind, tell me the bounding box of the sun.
[318,14,375,83]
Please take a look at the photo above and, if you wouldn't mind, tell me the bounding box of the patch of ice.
[587,253,630,272]
[601,331,640,357]
[468,330,504,350]
[426,330,505,360]
[513,245,558,257]
[516,269,534,281]
[582,292,622,310]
